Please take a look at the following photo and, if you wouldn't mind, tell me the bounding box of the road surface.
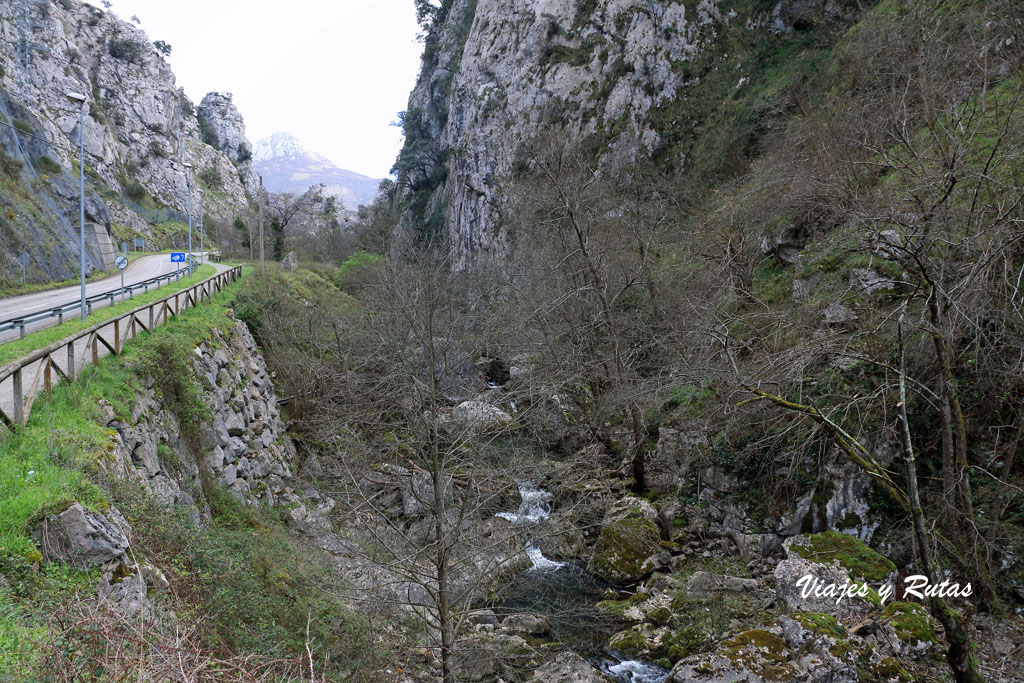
[0,259,234,423]
[0,252,217,343]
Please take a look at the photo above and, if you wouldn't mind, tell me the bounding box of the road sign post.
[115,254,128,302]
[171,252,185,281]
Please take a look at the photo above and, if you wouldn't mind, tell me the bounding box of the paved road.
[0,252,217,343]
[0,259,234,423]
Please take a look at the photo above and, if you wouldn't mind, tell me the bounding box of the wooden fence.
[0,266,242,429]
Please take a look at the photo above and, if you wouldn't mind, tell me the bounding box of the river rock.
[686,571,760,599]
[587,500,662,585]
[502,613,551,635]
[451,400,513,432]
[33,503,129,568]
[532,652,613,682]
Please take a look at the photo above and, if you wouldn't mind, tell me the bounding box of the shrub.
[198,167,222,189]
[107,38,144,63]
[124,179,146,201]
[236,143,252,163]
[34,156,62,175]
[134,336,210,443]
[178,91,194,118]
[198,117,218,147]
[0,151,23,177]
[331,250,382,295]
[148,141,166,158]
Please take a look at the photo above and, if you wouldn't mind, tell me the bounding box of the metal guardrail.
[0,251,220,339]
[0,265,243,429]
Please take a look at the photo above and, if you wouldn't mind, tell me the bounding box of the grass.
[0,263,381,678]
[0,264,216,367]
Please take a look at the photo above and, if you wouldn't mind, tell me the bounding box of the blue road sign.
[170,252,186,263]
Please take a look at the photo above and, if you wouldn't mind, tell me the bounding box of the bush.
[107,38,145,64]
[331,250,382,295]
[198,117,218,147]
[148,140,166,158]
[124,179,146,201]
[198,167,222,189]
[33,156,62,175]
[135,336,210,443]
[1,151,24,177]
[237,143,252,163]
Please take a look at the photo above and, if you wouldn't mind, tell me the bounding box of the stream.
[496,482,669,683]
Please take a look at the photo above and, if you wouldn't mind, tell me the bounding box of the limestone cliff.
[392,0,863,269]
[0,0,256,282]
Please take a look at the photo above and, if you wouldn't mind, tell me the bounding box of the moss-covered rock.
[791,611,847,640]
[881,602,938,645]
[609,628,649,657]
[788,531,895,582]
[587,515,661,585]
[669,628,800,681]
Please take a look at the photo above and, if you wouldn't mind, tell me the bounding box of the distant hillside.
[253,133,381,210]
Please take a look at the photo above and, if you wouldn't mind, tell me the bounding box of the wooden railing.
[0,266,242,429]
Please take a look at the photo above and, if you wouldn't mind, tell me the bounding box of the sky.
[107,0,423,179]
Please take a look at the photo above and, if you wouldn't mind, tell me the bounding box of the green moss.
[719,630,799,681]
[881,602,938,645]
[587,516,662,584]
[647,605,672,626]
[790,531,895,582]
[609,628,648,656]
[661,624,711,663]
[792,611,846,639]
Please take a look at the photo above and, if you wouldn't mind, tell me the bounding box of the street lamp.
[183,162,193,274]
[66,91,88,322]
[198,189,204,265]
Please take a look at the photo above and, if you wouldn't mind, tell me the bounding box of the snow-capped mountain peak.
[253,133,382,208]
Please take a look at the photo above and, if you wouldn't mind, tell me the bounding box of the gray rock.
[224,410,246,436]
[131,440,161,478]
[450,400,513,432]
[501,613,550,635]
[686,571,760,599]
[533,652,613,682]
[197,92,252,163]
[33,503,129,568]
[823,302,858,325]
[281,251,299,271]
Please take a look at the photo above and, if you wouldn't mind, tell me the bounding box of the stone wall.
[101,320,296,522]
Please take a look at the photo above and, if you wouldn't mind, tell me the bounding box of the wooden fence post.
[12,367,23,425]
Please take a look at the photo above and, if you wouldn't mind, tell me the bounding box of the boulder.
[587,501,663,585]
[774,533,893,617]
[281,251,299,271]
[667,629,802,682]
[451,400,513,432]
[685,571,760,600]
[502,613,550,635]
[33,503,129,568]
[532,652,613,682]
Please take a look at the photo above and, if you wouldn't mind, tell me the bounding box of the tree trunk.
[899,309,984,683]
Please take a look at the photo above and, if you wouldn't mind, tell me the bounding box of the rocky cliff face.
[393,0,858,269]
[0,0,256,281]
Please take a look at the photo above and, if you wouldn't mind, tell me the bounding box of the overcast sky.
[107,0,423,179]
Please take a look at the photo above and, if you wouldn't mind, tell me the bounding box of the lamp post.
[66,91,88,322]
[198,189,204,265]
[184,162,193,275]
